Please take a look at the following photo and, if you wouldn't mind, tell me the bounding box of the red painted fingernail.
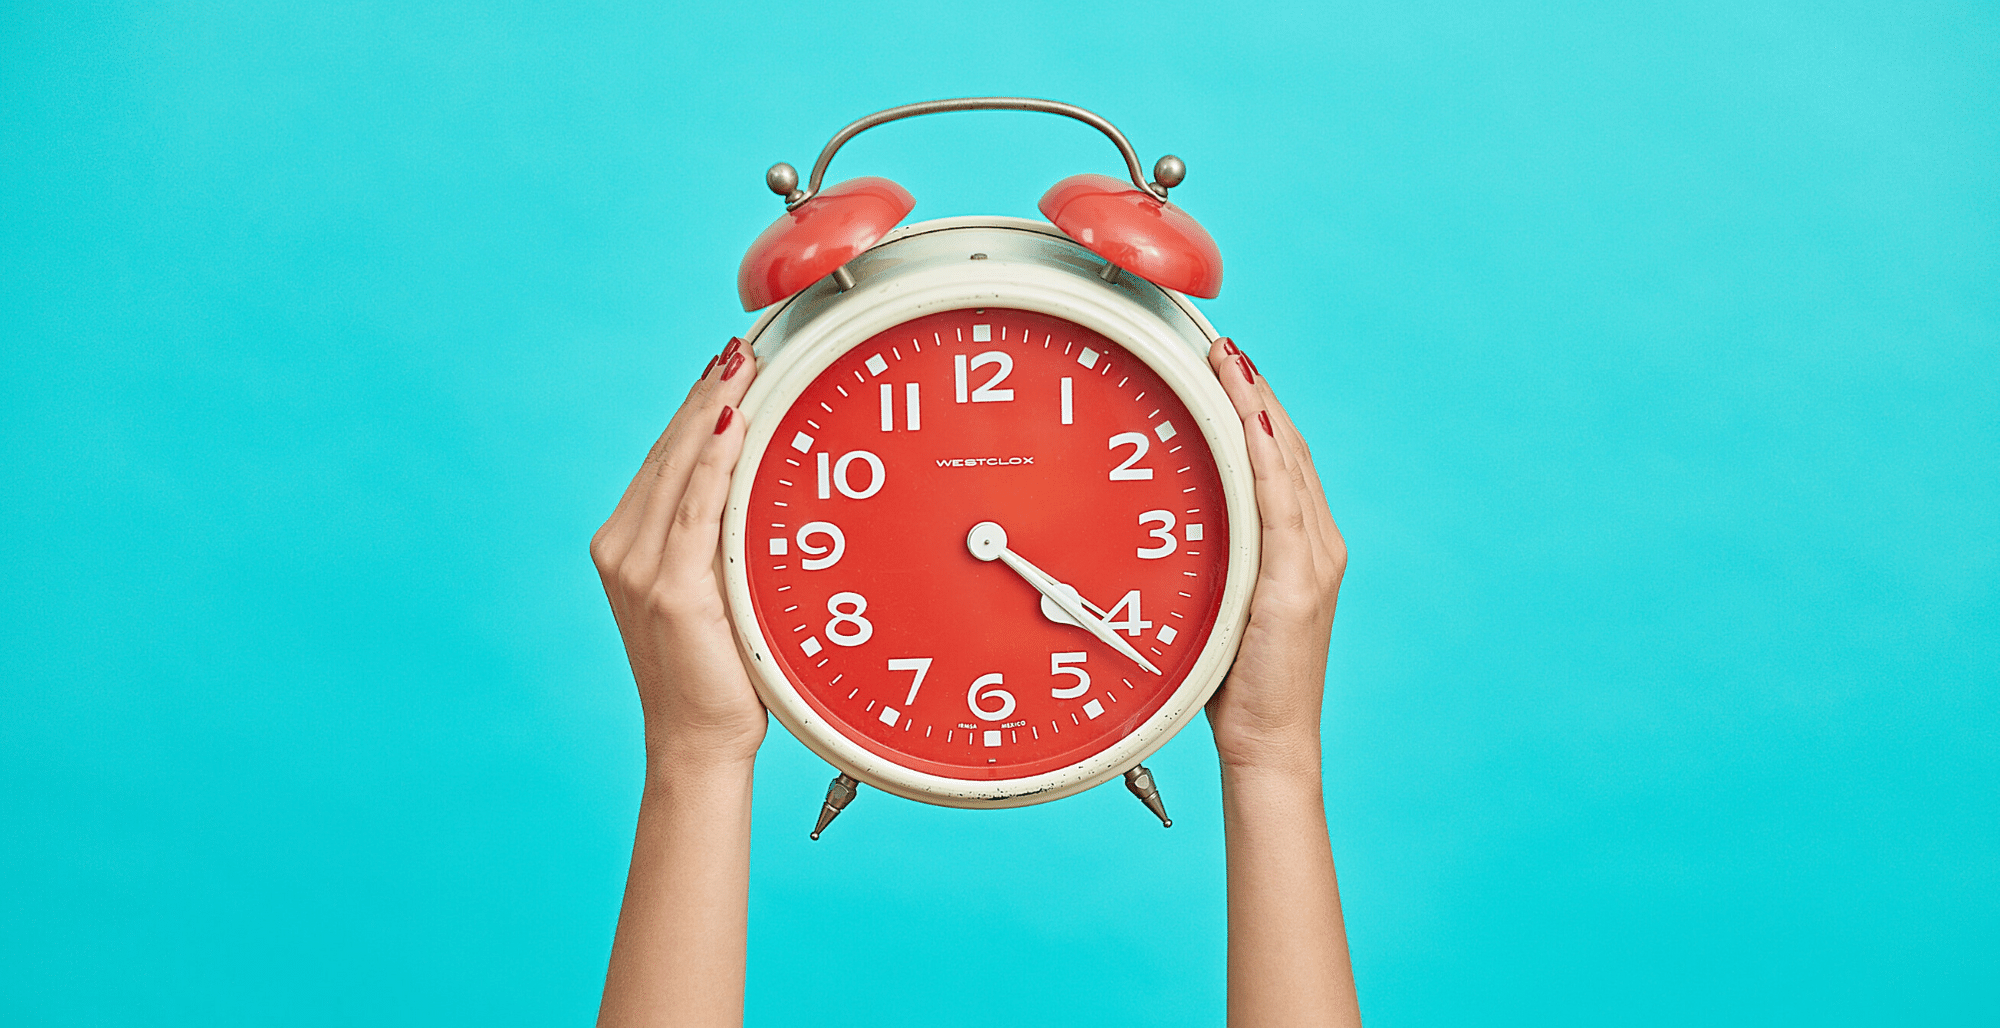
[1258,410,1274,436]
[713,405,734,434]
[722,336,743,360]
[1219,337,1239,355]
[1237,355,1255,382]
[698,354,718,382]
[721,351,746,380]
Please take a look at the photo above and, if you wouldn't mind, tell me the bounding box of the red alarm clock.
[720,98,1255,838]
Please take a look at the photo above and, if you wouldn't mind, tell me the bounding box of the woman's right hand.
[1201,338,1349,777]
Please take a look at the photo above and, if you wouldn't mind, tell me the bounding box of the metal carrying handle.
[765,96,1185,211]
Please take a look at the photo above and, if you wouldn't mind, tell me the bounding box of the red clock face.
[745,308,1230,781]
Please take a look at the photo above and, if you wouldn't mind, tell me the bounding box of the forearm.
[598,752,756,1028]
[1220,758,1362,1027]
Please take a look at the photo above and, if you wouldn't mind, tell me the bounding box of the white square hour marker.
[1083,699,1105,720]
[1185,523,1203,541]
[789,431,814,453]
[1157,624,1178,645]
[972,324,992,342]
[983,729,1002,747]
[1077,347,1100,369]
[864,353,888,376]
[1154,421,1177,442]
[800,636,822,656]
[878,706,900,726]
[768,538,788,556]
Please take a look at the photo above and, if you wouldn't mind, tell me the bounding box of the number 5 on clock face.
[742,307,1232,783]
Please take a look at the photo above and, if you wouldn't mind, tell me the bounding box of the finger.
[1241,401,1314,594]
[619,347,727,510]
[1232,341,1344,568]
[1258,387,1338,559]
[1209,338,1307,563]
[660,399,751,584]
[1207,337,1264,423]
[626,344,760,578]
[1231,350,1315,510]
[596,339,735,568]
[1208,339,1316,551]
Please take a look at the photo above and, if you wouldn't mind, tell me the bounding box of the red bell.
[737,177,916,311]
[1038,174,1223,298]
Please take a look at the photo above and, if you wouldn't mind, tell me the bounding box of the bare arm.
[1204,339,1362,1027]
[590,340,765,1028]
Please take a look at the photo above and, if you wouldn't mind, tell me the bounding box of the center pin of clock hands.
[966,521,1164,676]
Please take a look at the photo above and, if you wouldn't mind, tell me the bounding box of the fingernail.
[722,336,743,360]
[713,405,734,434]
[1219,337,1239,355]
[1247,354,1262,378]
[1258,410,1274,436]
[1237,355,1255,383]
[698,354,718,382]
[722,351,746,380]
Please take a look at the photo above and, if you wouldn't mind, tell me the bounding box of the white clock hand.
[1039,583,1103,628]
[966,521,1163,676]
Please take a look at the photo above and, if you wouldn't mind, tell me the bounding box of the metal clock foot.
[1124,765,1172,827]
[810,772,860,840]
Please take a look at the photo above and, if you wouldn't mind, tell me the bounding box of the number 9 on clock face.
[737,308,1232,785]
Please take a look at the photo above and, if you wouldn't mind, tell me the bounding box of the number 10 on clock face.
[743,308,1231,783]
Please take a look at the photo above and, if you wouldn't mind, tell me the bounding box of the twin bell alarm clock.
[720,98,1257,838]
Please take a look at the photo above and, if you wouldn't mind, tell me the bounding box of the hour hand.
[967,521,1163,676]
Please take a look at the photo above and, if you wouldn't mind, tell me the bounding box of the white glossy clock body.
[721,215,1259,808]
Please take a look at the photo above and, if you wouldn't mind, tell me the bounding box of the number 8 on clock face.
[734,306,1239,795]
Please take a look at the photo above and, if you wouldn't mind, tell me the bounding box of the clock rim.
[720,216,1260,808]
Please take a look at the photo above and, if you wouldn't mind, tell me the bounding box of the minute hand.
[966,521,1163,676]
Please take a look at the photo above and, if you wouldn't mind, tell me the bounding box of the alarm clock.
[719,98,1257,838]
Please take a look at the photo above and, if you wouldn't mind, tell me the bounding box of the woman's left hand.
[589,338,767,773]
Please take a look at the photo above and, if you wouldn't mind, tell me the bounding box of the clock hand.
[966,521,1163,676]
[1039,582,1107,628]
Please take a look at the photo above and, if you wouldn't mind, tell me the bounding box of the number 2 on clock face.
[744,308,1230,782]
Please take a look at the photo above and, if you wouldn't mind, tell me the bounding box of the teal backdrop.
[3,2,1994,1024]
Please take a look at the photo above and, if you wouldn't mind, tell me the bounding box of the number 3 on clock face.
[736,307,1235,787]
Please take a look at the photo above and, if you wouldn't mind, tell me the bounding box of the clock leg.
[809,772,860,841]
[1124,765,1172,828]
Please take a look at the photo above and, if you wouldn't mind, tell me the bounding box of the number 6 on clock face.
[967,673,1015,721]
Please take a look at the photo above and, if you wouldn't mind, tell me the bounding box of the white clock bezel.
[720,216,1259,808]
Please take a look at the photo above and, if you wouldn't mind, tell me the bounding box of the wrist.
[1213,722,1323,781]
[644,729,763,785]
[1218,746,1324,789]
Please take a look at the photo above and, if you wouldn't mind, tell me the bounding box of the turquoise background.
[3,2,1994,1024]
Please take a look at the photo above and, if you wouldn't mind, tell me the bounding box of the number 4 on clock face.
[1040,588,1151,636]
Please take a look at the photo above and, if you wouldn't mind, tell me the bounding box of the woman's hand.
[593,338,770,1028]
[1203,338,1349,777]
[589,338,766,774]
[1203,338,1363,1027]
